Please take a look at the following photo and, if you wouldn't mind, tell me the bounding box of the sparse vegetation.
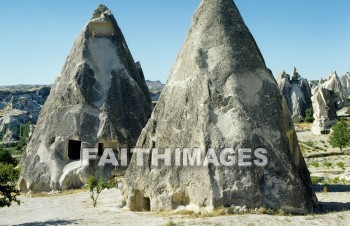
[87,176,117,207]
[311,176,324,184]
[309,162,319,168]
[322,161,332,168]
[336,162,346,169]
[87,175,108,207]
[303,141,315,147]
[324,177,350,185]
[165,221,177,226]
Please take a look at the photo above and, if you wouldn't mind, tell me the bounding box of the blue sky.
[0,0,349,85]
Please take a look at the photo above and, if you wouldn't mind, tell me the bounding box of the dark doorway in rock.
[172,192,190,208]
[132,190,151,211]
[68,140,82,160]
[98,143,104,156]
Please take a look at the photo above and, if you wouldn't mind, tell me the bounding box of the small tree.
[87,176,108,207]
[304,108,314,123]
[329,120,350,152]
[0,164,20,207]
[0,148,18,166]
[0,147,20,207]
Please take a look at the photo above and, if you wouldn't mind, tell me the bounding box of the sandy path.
[1,189,350,226]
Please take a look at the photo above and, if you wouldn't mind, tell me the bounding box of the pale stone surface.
[122,0,317,214]
[340,72,350,96]
[322,71,344,109]
[311,83,338,135]
[19,5,152,192]
[277,68,312,122]
[310,72,342,135]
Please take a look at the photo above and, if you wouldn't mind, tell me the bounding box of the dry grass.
[26,188,86,198]
[154,207,288,219]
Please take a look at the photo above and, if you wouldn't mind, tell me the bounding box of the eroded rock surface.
[122,0,317,214]
[277,68,312,122]
[19,5,152,192]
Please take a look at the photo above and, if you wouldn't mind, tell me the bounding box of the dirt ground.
[1,188,350,226]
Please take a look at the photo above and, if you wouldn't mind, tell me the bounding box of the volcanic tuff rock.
[340,72,350,96]
[19,5,152,192]
[122,0,317,214]
[322,71,344,109]
[277,68,312,122]
[311,82,338,135]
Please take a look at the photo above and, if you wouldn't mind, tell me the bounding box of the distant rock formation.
[277,68,312,122]
[311,83,338,135]
[0,86,50,145]
[19,5,152,192]
[310,72,343,135]
[340,72,350,96]
[122,0,317,214]
[0,80,164,145]
[322,71,344,109]
[145,80,165,103]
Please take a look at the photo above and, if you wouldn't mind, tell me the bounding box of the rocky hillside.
[0,85,51,145]
[0,81,163,145]
[146,80,164,101]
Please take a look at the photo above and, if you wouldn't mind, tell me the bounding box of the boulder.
[122,0,317,214]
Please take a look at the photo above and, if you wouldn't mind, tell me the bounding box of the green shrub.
[309,162,319,168]
[323,161,332,168]
[165,221,177,226]
[0,147,17,165]
[311,176,324,184]
[303,141,314,147]
[304,108,314,123]
[0,163,20,207]
[329,120,350,152]
[87,176,108,207]
[336,162,345,169]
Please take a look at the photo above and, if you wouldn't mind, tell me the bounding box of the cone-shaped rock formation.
[19,5,152,191]
[122,0,317,214]
[277,68,313,122]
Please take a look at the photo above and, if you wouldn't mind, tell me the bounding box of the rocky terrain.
[0,0,349,225]
[0,85,50,145]
[123,0,316,214]
[0,188,350,226]
[146,80,164,102]
[0,81,163,146]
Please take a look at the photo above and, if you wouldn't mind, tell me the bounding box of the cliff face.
[19,5,152,192]
[122,0,317,214]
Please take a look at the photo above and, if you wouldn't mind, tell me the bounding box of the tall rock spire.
[122,0,317,214]
[19,5,152,192]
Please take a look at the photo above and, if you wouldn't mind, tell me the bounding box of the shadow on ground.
[313,185,350,213]
[313,185,350,193]
[13,219,79,226]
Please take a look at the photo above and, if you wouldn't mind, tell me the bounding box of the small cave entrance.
[172,192,190,208]
[98,143,104,156]
[68,140,82,160]
[131,190,151,211]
